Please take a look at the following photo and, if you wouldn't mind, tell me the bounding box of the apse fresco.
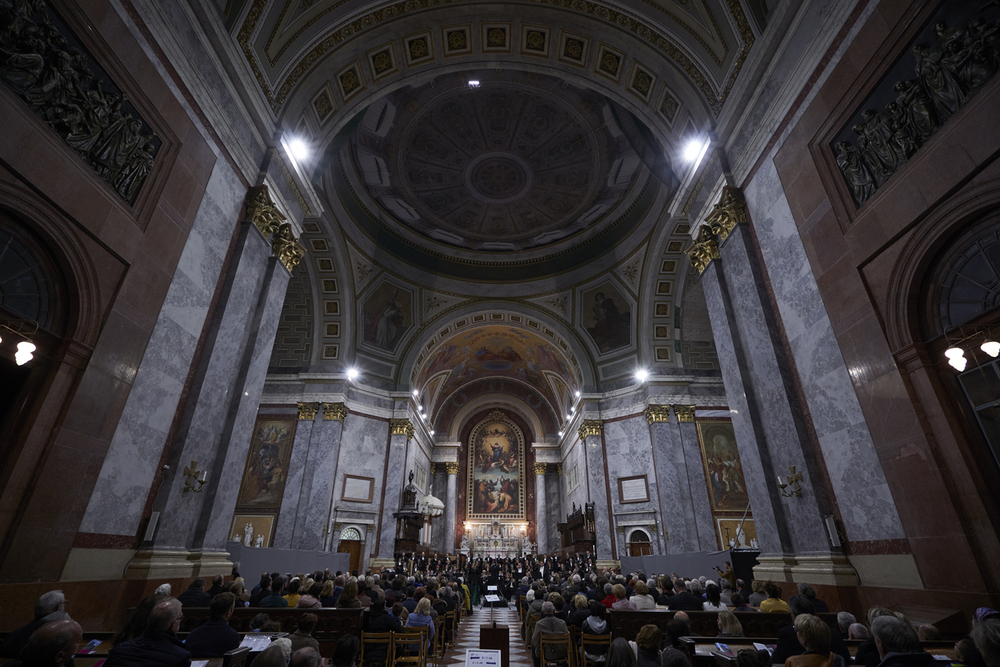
[581,281,632,354]
[414,326,575,410]
[467,411,525,519]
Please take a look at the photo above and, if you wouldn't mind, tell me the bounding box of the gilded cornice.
[673,405,696,422]
[322,402,348,421]
[533,462,548,476]
[297,401,319,420]
[685,226,720,275]
[272,223,307,271]
[644,404,671,424]
[555,463,563,476]
[578,420,603,439]
[245,185,286,238]
[237,0,753,116]
[704,186,746,242]
[390,418,415,437]
[445,462,460,475]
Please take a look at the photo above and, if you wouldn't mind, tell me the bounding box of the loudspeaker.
[823,515,841,547]
[144,511,159,542]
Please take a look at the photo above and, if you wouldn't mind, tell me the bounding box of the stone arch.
[440,388,555,441]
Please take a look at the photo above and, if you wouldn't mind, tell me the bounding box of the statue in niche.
[885,102,919,160]
[460,533,470,550]
[253,534,265,548]
[243,522,254,547]
[913,42,966,123]
[945,22,996,95]
[894,80,938,144]
[860,109,906,177]
[835,142,876,205]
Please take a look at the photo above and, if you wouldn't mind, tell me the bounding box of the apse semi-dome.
[348,70,645,253]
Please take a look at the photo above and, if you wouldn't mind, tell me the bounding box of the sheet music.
[239,634,272,651]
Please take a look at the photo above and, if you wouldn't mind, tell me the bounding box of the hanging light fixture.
[945,346,967,372]
[982,339,1000,358]
[14,341,35,366]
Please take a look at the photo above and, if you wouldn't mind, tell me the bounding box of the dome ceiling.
[349,72,640,252]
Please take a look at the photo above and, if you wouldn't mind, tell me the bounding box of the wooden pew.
[177,607,365,642]
[608,611,841,640]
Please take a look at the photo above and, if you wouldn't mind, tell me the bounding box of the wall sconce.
[183,460,208,493]
[1,318,39,366]
[776,465,803,498]
[942,327,1000,371]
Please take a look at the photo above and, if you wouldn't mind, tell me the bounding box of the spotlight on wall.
[347,367,360,381]
[289,137,311,161]
[682,137,707,164]
[635,368,649,383]
[558,431,564,437]
[413,389,419,397]
[945,346,967,372]
[14,341,35,366]
[982,339,1000,358]
[575,390,581,398]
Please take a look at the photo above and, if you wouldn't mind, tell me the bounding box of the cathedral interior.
[0,0,999,634]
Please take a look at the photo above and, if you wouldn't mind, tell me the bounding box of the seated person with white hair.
[0,590,68,659]
[105,598,190,667]
[849,624,870,640]
[871,616,936,667]
[5,618,82,667]
[837,612,856,639]
[532,601,568,665]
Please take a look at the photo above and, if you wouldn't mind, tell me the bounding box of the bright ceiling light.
[412,389,419,397]
[948,355,968,372]
[944,347,964,359]
[346,367,359,380]
[468,80,480,88]
[570,406,575,413]
[289,137,310,161]
[15,341,35,366]
[558,431,564,437]
[575,390,581,398]
[635,368,649,383]
[682,138,706,163]
[982,340,1000,358]
[429,429,435,436]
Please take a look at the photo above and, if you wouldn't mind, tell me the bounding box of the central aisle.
[443,604,533,666]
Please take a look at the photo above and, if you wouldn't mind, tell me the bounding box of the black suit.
[177,587,212,607]
[770,624,851,666]
[667,592,704,610]
[183,618,240,658]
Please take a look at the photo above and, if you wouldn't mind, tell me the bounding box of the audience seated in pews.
[297,582,323,609]
[730,593,752,612]
[849,623,870,640]
[632,581,657,610]
[784,613,842,667]
[105,598,190,667]
[972,618,1000,667]
[177,578,212,608]
[336,580,362,609]
[260,576,289,607]
[532,600,568,663]
[330,634,360,667]
[184,592,240,659]
[718,610,745,637]
[283,578,302,607]
[704,584,727,612]
[798,583,829,613]
[607,636,637,667]
[289,613,320,653]
[760,582,791,613]
[631,624,665,667]
[404,597,435,647]
[207,574,227,598]
[668,579,703,611]
[871,615,937,667]
[771,596,850,666]
[4,619,82,667]
[837,612,856,639]
[0,591,69,659]
[612,583,637,611]
[748,581,767,608]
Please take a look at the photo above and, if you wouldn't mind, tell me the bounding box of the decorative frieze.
[297,402,319,420]
[685,226,720,275]
[578,420,603,439]
[644,404,671,424]
[673,405,696,422]
[322,402,347,421]
[390,418,415,437]
[704,187,746,241]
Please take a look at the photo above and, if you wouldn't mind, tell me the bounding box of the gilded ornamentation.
[600,51,620,76]
[445,462,460,475]
[245,185,286,238]
[533,462,547,476]
[322,401,348,421]
[272,223,306,271]
[409,38,428,59]
[487,28,507,47]
[390,418,415,437]
[834,16,998,207]
[644,404,671,424]
[182,460,207,493]
[312,90,333,121]
[704,186,747,241]
[633,69,652,95]
[555,463,563,476]
[0,0,160,204]
[447,30,467,50]
[685,226,720,275]
[526,30,545,51]
[340,69,361,94]
[297,401,319,420]
[578,419,603,439]
[372,50,392,74]
[564,38,584,61]
[673,405,695,422]
[661,92,679,123]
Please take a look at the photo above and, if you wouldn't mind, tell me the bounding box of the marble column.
[673,405,719,551]
[290,402,346,550]
[580,420,613,560]
[443,462,459,554]
[137,196,302,576]
[376,419,413,562]
[646,405,700,553]
[695,207,852,582]
[274,402,319,548]
[533,463,548,554]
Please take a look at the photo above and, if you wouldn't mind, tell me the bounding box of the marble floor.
[440,604,533,666]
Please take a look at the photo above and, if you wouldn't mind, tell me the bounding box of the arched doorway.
[628,529,652,556]
[337,527,364,574]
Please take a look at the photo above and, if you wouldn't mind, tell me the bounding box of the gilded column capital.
[555,463,563,476]
[644,404,671,424]
[445,462,460,475]
[245,185,286,238]
[673,405,696,422]
[322,402,347,421]
[578,420,603,439]
[297,402,319,420]
[685,226,720,275]
[704,186,747,242]
[533,463,548,476]
[390,418,415,438]
[272,222,306,271]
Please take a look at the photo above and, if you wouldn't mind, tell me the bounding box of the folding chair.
[391,627,428,667]
[361,631,394,667]
[540,632,575,667]
[580,632,612,667]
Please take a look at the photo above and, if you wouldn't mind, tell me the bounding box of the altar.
[464,519,531,558]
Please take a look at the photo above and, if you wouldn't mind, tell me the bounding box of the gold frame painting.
[467,410,525,520]
[695,419,751,514]
[230,514,275,548]
[235,416,296,510]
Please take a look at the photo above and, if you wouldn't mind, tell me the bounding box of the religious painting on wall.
[230,514,275,548]
[695,419,750,513]
[467,409,526,520]
[716,518,757,551]
[362,281,413,352]
[235,416,296,509]
[581,281,632,354]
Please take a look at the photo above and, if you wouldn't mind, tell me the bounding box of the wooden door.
[338,540,362,572]
[629,542,652,556]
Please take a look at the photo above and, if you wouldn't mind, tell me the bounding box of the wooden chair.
[526,615,538,649]
[539,632,575,667]
[360,631,394,667]
[221,646,250,667]
[391,627,428,667]
[580,633,612,667]
[432,617,447,661]
[444,610,458,650]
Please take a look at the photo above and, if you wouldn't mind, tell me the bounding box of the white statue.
[735,528,747,549]
[243,522,254,547]
[522,536,534,556]
[460,533,470,550]
[232,533,241,542]
[750,538,759,550]
[253,533,265,548]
